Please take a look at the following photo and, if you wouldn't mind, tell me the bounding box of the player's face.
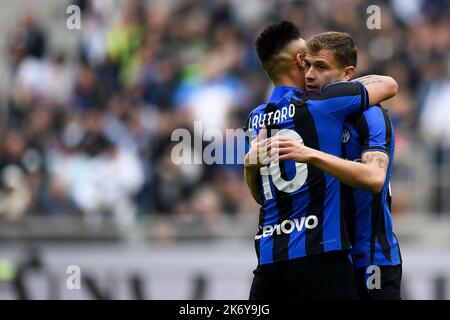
[304,49,348,92]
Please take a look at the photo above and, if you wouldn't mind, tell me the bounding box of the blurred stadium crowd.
[0,0,449,229]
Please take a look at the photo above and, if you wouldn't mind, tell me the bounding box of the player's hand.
[244,125,274,169]
[268,136,313,163]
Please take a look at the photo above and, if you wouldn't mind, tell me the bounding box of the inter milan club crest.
[342,128,351,143]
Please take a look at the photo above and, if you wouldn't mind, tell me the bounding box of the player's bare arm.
[269,136,389,194]
[353,74,398,106]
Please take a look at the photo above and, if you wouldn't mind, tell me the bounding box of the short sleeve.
[312,81,369,121]
[356,106,393,156]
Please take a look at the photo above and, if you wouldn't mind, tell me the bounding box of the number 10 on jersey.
[260,129,308,200]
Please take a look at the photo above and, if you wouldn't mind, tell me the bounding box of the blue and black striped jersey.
[244,82,369,265]
[342,105,402,268]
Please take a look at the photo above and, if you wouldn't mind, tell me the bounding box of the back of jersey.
[245,82,369,265]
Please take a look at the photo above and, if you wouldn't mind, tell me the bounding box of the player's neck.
[273,71,306,91]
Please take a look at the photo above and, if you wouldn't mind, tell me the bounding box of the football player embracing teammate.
[243,21,399,299]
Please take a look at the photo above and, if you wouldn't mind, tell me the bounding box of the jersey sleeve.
[313,81,370,121]
[356,105,393,156]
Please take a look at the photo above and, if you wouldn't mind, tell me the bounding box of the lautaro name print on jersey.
[244,82,370,265]
[247,103,296,129]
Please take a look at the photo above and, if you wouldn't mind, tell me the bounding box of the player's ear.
[296,53,305,68]
[343,66,356,81]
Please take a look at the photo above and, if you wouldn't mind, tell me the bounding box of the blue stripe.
[353,188,372,252]
[309,95,362,121]
[322,176,342,251]
[287,185,309,259]
[259,235,274,265]
[368,107,386,147]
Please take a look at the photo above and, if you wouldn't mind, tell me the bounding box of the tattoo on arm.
[362,152,389,170]
[359,80,383,86]
[354,75,375,81]
[353,75,383,86]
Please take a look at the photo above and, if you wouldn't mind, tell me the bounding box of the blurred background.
[0,0,449,299]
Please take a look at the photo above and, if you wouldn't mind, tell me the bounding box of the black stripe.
[363,146,389,154]
[343,184,356,247]
[371,193,392,263]
[386,189,392,212]
[384,109,393,212]
[264,103,293,262]
[357,114,370,148]
[292,94,325,255]
[305,82,367,102]
[382,108,393,150]
[340,143,355,248]
[393,234,403,263]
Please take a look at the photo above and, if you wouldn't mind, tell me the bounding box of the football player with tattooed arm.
[267,32,402,300]
[243,21,398,300]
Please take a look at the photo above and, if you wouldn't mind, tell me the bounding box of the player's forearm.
[307,149,385,194]
[354,75,398,106]
[244,155,262,204]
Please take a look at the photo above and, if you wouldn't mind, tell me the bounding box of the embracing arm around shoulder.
[353,74,398,106]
